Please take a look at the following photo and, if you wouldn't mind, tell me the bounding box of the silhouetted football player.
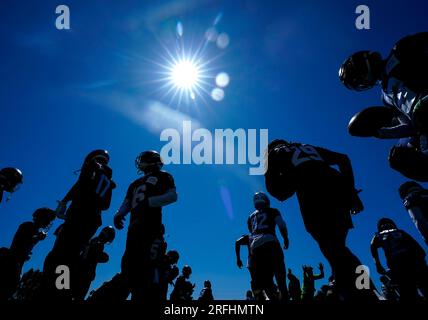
[170,265,194,301]
[114,150,177,302]
[0,208,55,300]
[41,150,115,300]
[246,192,289,300]
[371,217,428,300]
[198,280,214,301]
[287,269,301,301]
[399,181,428,246]
[265,139,376,301]
[340,32,428,181]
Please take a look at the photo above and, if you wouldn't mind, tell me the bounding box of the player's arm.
[114,186,133,230]
[274,211,289,249]
[313,263,325,280]
[148,174,178,208]
[370,235,386,275]
[148,188,178,207]
[235,235,248,268]
[316,147,363,214]
[376,114,416,139]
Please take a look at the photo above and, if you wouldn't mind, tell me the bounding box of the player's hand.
[38,231,47,241]
[283,238,289,250]
[114,213,125,230]
[350,189,364,215]
[376,263,386,275]
[237,259,243,269]
[55,201,67,220]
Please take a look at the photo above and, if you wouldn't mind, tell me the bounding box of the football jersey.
[69,162,114,211]
[267,143,344,191]
[247,207,281,236]
[371,228,424,265]
[9,221,38,264]
[124,170,176,230]
[381,32,428,117]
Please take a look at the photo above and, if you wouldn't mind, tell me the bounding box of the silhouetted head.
[33,208,56,229]
[246,290,254,298]
[339,51,383,91]
[135,150,163,175]
[182,265,192,278]
[99,226,116,244]
[0,167,23,193]
[253,191,270,210]
[204,280,211,289]
[377,217,397,232]
[399,181,423,199]
[83,150,109,168]
[167,250,180,265]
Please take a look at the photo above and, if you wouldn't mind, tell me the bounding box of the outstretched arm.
[313,263,325,280]
[148,188,178,207]
[275,214,289,249]
[370,236,386,275]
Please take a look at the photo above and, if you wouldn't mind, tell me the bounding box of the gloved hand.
[376,262,387,275]
[114,212,126,230]
[55,201,67,220]
[237,259,243,269]
[283,238,289,250]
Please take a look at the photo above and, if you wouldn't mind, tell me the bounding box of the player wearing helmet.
[0,167,23,203]
[340,32,428,180]
[246,192,289,300]
[158,250,180,301]
[73,226,116,300]
[198,280,214,301]
[371,217,428,300]
[0,208,56,300]
[114,150,177,302]
[287,269,301,301]
[41,149,115,300]
[265,139,376,301]
[170,265,195,301]
[399,181,428,246]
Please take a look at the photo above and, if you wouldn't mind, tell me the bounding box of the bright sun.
[171,60,200,90]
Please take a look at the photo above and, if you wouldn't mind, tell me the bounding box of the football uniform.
[266,143,354,237]
[371,228,428,299]
[118,170,176,302]
[247,207,288,300]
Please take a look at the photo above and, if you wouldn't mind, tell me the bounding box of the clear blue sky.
[1,0,427,299]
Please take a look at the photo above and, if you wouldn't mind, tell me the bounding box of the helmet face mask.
[399,181,423,199]
[339,51,382,91]
[378,218,397,232]
[84,150,109,167]
[33,208,56,228]
[135,151,163,175]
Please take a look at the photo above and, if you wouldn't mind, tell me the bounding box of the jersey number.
[291,145,323,167]
[132,184,146,209]
[96,174,111,198]
[252,213,268,232]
